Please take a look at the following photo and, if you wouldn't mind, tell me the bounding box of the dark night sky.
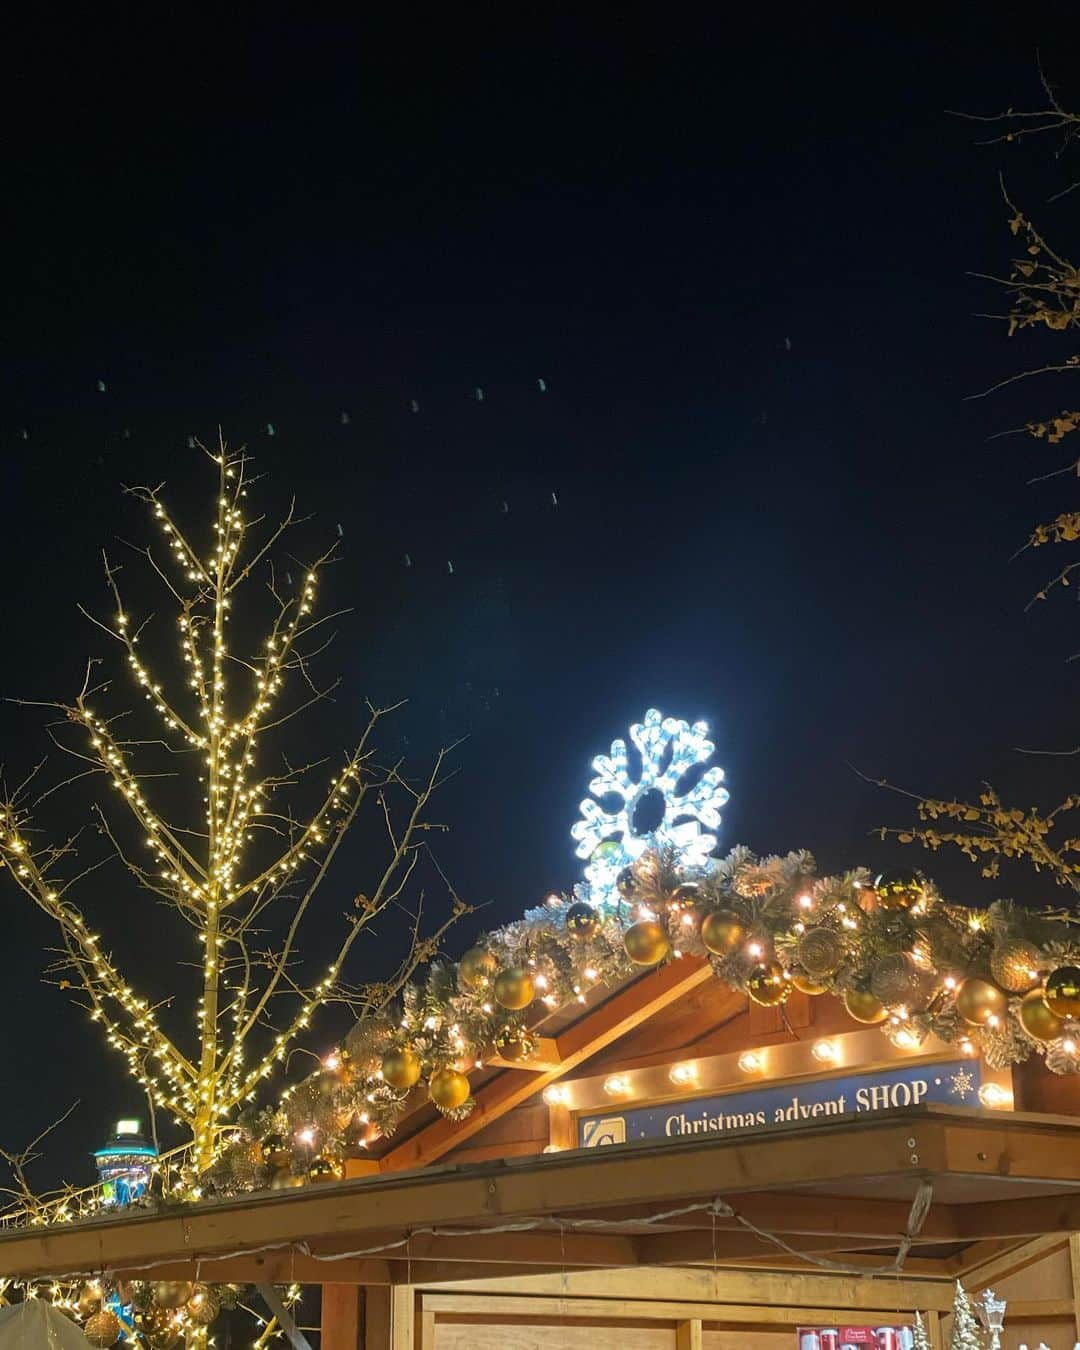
[3,9,1080,1182]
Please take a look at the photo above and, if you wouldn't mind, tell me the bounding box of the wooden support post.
[675,1319,703,1350]
[363,1288,391,1350]
[1070,1232,1080,1342]
[390,1286,414,1350]
[925,1310,944,1350]
[320,1286,360,1350]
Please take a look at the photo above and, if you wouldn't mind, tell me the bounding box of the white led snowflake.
[571,708,729,907]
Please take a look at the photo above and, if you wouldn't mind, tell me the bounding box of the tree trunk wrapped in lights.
[0,441,464,1173]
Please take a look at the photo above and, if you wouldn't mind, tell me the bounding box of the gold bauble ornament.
[1044,965,1080,1019]
[186,1286,221,1326]
[1019,987,1066,1042]
[874,869,923,911]
[844,987,887,1024]
[623,919,670,966]
[260,1132,289,1168]
[615,866,638,900]
[669,882,701,908]
[989,939,1041,993]
[380,1046,422,1090]
[955,975,1008,1026]
[152,1282,194,1310]
[429,1067,470,1111]
[789,968,829,995]
[77,1284,103,1318]
[700,910,744,957]
[308,1154,340,1183]
[869,953,923,1007]
[142,1311,182,1350]
[84,1311,121,1347]
[493,967,536,1010]
[459,945,498,991]
[565,901,599,939]
[269,1167,306,1189]
[797,927,844,978]
[746,961,788,1006]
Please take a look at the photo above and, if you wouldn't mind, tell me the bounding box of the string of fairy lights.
[0,443,450,1175]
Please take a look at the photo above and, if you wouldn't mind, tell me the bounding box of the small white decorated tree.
[912,1311,932,1350]
[950,1280,984,1350]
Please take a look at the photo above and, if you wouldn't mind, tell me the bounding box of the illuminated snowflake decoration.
[949,1069,975,1101]
[571,708,728,907]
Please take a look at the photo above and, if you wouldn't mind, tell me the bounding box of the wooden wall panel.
[703,1333,789,1350]
[435,1326,671,1349]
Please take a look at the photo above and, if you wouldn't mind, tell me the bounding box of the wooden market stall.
[3,960,1080,1350]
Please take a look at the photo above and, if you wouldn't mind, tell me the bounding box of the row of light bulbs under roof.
[540,1039,1013,1111]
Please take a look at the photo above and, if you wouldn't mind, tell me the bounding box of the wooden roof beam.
[378,957,715,1172]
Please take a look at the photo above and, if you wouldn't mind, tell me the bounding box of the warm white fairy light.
[669,1061,698,1086]
[978,1083,1011,1109]
[603,1074,630,1096]
[811,1039,839,1065]
[737,1050,763,1074]
[542,1083,571,1106]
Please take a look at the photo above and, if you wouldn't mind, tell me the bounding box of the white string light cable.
[28,1182,934,1283]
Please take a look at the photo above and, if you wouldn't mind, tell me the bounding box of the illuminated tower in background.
[93,1119,157,1206]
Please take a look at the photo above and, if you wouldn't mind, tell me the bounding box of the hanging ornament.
[989,939,1041,993]
[797,927,844,978]
[789,968,829,995]
[269,1168,306,1189]
[316,1069,341,1098]
[1019,988,1065,1042]
[565,901,599,939]
[152,1282,194,1310]
[955,976,1008,1026]
[260,1132,290,1168]
[380,1047,422,1091]
[142,1310,182,1350]
[84,1311,121,1347]
[701,909,744,956]
[186,1287,221,1326]
[494,1027,532,1061]
[458,946,498,992]
[746,961,788,1006]
[493,967,536,1010]
[623,919,670,966]
[615,866,638,900]
[429,1067,470,1112]
[308,1155,340,1183]
[869,953,924,1007]
[77,1285,103,1318]
[844,987,887,1024]
[874,869,923,911]
[1044,964,1080,1019]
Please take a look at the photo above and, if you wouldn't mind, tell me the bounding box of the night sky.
[4,10,1080,1183]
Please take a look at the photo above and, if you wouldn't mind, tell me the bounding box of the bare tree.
[881,68,1080,890]
[0,440,464,1171]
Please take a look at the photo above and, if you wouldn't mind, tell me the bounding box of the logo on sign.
[581,1117,626,1147]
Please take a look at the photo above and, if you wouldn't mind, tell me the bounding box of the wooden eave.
[3,1108,1080,1286]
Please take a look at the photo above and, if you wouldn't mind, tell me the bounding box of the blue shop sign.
[578,1058,982,1148]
